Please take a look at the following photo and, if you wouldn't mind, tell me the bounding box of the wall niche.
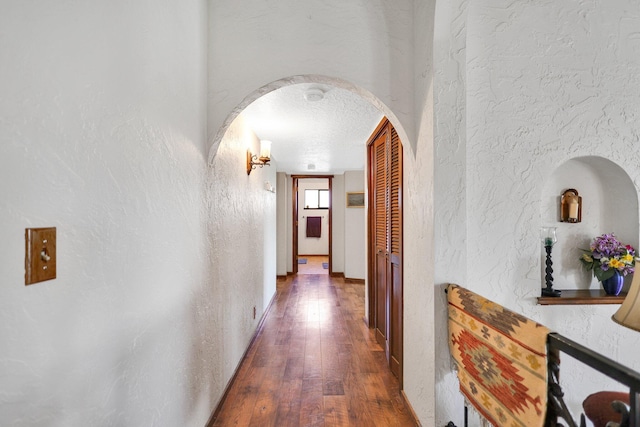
[539,156,639,304]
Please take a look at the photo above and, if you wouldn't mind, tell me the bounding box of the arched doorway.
[208,74,410,383]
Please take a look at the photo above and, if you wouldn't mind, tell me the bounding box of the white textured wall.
[0,0,216,425]
[344,171,366,280]
[207,0,415,155]
[209,114,277,380]
[285,176,294,273]
[276,172,288,276]
[433,0,470,423]
[403,1,437,424]
[332,174,346,274]
[434,0,640,424]
[260,156,278,309]
[0,1,278,425]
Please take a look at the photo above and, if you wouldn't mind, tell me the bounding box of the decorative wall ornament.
[560,189,582,223]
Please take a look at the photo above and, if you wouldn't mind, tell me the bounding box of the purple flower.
[580,233,637,280]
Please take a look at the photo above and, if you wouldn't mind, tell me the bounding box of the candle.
[545,237,553,247]
[568,200,578,221]
[259,140,272,161]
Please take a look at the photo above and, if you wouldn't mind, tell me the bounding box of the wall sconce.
[247,140,272,175]
[560,189,582,223]
[613,260,640,332]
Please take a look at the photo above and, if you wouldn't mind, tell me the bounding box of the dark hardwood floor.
[210,274,419,427]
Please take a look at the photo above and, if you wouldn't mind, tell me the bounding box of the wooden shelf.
[537,289,627,305]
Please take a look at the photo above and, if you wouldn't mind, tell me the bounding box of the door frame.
[291,175,334,275]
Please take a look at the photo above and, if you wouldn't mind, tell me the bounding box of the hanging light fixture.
[613,260,640,332]
[247,140,272,175]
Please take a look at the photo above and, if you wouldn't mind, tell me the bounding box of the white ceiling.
[242,83,384,174]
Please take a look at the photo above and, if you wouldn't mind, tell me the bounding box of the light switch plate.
[25,227,56,285]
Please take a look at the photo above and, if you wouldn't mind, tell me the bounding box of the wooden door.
[372,129,389,352]
[388,126,403,379]
[367,118,403,383]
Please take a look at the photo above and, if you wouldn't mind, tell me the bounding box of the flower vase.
[602,271,624,296]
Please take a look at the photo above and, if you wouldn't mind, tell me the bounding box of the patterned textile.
[447,284,551,427]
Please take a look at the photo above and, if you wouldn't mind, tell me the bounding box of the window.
[304,189,330,209]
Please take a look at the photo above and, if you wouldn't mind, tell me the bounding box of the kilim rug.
[447,284,551,427]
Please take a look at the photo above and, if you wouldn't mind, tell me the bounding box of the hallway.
[210,274,418,426]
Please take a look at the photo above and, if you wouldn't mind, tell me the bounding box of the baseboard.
[276,275,287,280]
[328,273,364,284]
[205,292,278,427]
[401,390,423,427]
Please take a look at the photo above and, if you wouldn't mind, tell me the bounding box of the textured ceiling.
[242,83,384,174]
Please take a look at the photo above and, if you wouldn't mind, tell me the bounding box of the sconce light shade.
[613,260,640,332]
[259,140,271,162]
[247,140,272,175]
[560,189,582,223]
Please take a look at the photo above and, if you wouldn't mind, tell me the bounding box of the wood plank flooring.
[297,256,329,275]
[210,274,419,427]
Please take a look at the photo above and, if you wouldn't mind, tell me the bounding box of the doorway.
[292,175,333,275]
[367,118,403,384]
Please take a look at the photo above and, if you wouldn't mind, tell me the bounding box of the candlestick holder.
[541,227,561,297]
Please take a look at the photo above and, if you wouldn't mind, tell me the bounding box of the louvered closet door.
[372,128,389,352]
[388,127,403,379]
[368,118,403,384]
